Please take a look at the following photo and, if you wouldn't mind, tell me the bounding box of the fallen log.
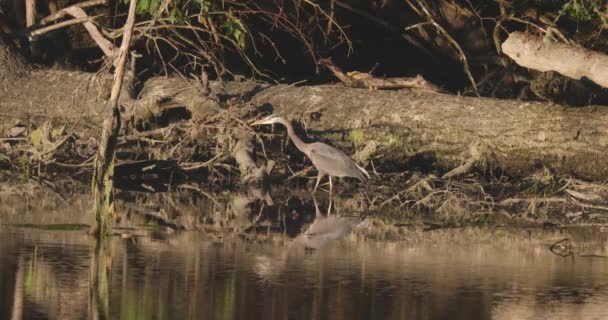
[3,64,608,181]
[246,84,608,181]
[502,31,608,88]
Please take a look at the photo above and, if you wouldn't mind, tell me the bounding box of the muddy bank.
[3,69,608,226]
[3,71,608,180]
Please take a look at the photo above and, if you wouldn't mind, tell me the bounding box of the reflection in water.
[89,239,111,320]
[295,196,366,250]
[2,190,608,320]
[1,225,608,320]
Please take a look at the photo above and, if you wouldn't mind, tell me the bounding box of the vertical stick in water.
[90,0,138,238]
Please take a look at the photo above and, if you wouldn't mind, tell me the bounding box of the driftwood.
[320,59,444,92]
[502,32,608,88]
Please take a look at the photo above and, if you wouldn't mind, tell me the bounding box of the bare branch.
[407,0,479,96]
[109,1,137,104]
[63,6,115,58]
[25,0,36,28]
[40,0,107,24]
[30,16,101,37]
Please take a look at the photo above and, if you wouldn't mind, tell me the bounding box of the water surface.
[1,191,608,320]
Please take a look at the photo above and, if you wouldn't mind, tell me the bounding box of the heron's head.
[250,115,285,126]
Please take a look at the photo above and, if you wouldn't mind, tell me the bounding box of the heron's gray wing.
[309,143,367,180]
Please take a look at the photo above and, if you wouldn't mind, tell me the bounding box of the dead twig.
[442,158,476,179]
[40,0,107,24]
[181,154,223,172]
[319,59,444,92]
[405,0,479,95]
[500,197,567,205]
[286,166,314,181]
[30,15,102,37]
[63,6,115,59]
[565,189,603,202]
[571,199,608,212]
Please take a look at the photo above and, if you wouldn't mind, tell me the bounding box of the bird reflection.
[294,195,357,250]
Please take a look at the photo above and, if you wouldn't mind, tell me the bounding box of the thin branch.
[64,6,115,59]
[406,0,479,96]
[181,154,223,171]
[442,158,476,179]
[29,15,101,37]
[334,0,434,57]
[109,0,137,103]
[40,0,107,24]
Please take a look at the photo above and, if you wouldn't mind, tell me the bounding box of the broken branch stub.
[502,31,608,88]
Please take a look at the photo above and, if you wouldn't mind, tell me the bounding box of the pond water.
[1,190,608,320]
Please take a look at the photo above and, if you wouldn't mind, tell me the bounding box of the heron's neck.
[280,119,308,153]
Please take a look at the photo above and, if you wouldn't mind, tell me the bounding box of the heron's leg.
[329,176,333,194]
[313,173,324,193]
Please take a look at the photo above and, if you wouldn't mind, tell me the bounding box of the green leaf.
[29,128,42,148]
[137,0,150,13]
[222,14,248,49]
[233,28,245,49]
[169,6,184,24]
[51,125,65,139]
[149,0,161,14]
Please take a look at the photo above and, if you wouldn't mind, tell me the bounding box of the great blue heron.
[250,115,370,193]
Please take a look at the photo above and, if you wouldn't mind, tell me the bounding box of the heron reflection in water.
[250,115,370,193]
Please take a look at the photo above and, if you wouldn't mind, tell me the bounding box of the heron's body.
[251,115,370,193]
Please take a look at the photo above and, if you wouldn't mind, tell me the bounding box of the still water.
[1,191,608,320]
